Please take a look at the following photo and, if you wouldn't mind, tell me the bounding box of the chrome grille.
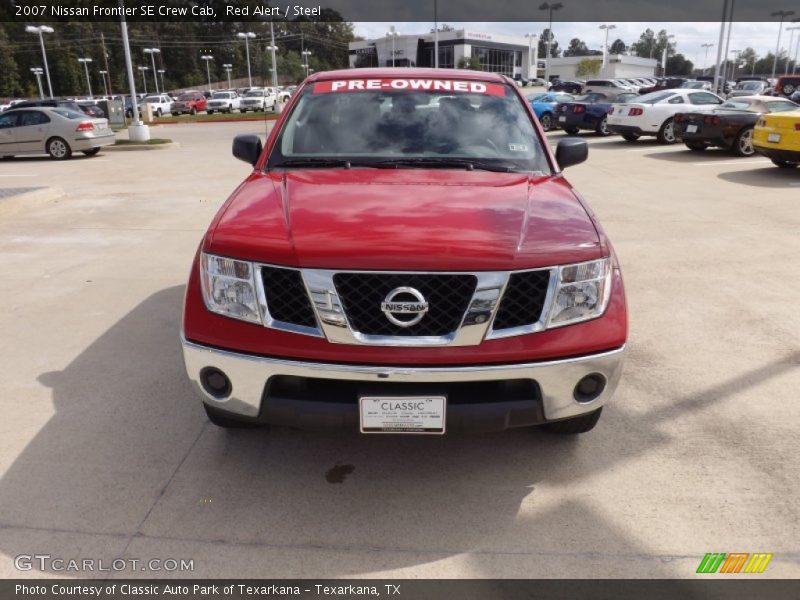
[332,273,477,337]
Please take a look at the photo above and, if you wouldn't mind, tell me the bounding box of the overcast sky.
[353,22,800,69]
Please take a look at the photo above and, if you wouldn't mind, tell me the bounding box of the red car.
[170,91,207,115]
[182,68,628,435]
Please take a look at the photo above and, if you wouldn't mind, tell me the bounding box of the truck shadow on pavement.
[717,167,800,188]
[0,285,794,577]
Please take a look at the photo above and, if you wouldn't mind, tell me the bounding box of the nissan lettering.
[181,68,628,435]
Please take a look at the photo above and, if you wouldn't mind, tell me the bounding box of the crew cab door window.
[689,92,722,105]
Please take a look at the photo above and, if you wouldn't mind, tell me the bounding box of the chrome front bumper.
[182,339,625,431]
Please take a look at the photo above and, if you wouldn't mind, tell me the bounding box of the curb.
[104,142,180,151]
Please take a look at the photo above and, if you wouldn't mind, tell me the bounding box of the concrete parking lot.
[0,121,798,579]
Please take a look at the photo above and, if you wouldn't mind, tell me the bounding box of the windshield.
[212,92,232,99]
[635,91,676,104]
[526,93,547,102]
[268,78,550,174]
[144,96,161,102]
[721,100,753,109]
[177,94,194,101]
[681,82,704,88]
[576,93,606,103]
[51,108,85,119]
[738,82,761,90]
[245,90,264,97]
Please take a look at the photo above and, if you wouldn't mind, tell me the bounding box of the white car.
[138,94,173,117]
[239,88,276,113]
[0,106,114,160]
[206,91,240,114]
[607,89,725,143]
[583,79,636,96]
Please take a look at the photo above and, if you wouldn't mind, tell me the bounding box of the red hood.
[207,169,603,271]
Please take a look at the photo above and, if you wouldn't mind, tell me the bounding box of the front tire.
[191,107,197,116]
[47,137,72,160]
[595,116,610,136]
[542,408,603,435]
[565,127,580,135]
[539,112,553,131]
[732,127,755,157]
[621,132,640,142]
[657,118,677,144]
[82,148,101,157]
[204,404,262,429]
[156,108,162,117]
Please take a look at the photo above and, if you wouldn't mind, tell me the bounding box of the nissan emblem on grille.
[380,287,429,327]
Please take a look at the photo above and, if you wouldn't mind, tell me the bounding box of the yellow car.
[753,109,800,168]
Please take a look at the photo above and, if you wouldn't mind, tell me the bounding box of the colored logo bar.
[697,553,773,574]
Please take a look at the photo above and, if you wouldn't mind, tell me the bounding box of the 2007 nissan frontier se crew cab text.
[181,68,628,435]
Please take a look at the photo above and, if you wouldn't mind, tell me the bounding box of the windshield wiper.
[271,158,354,169]
[370,157,519,173]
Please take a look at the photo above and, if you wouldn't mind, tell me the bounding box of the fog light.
[574,373,606,403]
[200,367,232,399]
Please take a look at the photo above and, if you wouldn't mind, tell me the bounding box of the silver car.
[0,107,114,160]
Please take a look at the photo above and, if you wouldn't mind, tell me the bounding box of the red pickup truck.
[181,68,628,435]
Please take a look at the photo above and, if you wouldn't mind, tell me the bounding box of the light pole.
[269,21,279,100]
[794,20,800,74]
[661,34,675,77]
[730,49,741,80]
[143,48,161,93]
[539,2,563,85]
[98,69,109,96]
[158,69,166,93]
[119,0,148,141]
[386,28,398,68]
[786,25,800,73]
[237,32,256,87]
[771,10,795,81]
[25,25,54,98]
[302,49,312,76]
[201,55,214,90]
[701,43,714,74]
[599,24,616,73]
[525,33,538,80]
[137,66,148,94]
[78,58,93,98]
[223,63,233,89]
[30,68,44,99]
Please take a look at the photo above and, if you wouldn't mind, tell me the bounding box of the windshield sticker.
[508,143,529,152]
[313,79,505,96]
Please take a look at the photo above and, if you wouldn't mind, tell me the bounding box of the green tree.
[609,39,627,54]
[457,56,482,70]
[564,38,601,57]
[575,58,602,77]
[666,54,694,76]
[538,29,560,58]
[0,25,20,96]
[631,29,675,61]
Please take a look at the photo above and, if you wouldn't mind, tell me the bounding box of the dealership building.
[349,29,657,81]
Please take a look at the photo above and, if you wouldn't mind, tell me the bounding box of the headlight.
[200,253,261,323]
[547,258,612,328]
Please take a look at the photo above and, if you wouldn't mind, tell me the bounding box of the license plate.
[686,124,698,133]
[359,396,446,435]
[96,122,107,130]
[558,116,566,122]
[768,133,781,143]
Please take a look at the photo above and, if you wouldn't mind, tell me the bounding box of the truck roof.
[309,68,509,84]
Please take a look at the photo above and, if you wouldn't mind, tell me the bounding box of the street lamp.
[222,63,233,89]
[599,24,616,72]
[525,33,538,81]
[77,57,93,98]
[701,43,714,73]
[201,55,214,90]
[236,32,256,87]
[98,69,109,96]
[137,66,149,94]
[386,27,399,68]
[30,67,44,99]
[538,2,563,85]
[794,20,800,74]
[302,49,312,76]
[158,69,166,93]
[143,48,161,93]
[25,25,54,98]
[771,10,796,81]
[786,25,800,73]
[265,44,278,103]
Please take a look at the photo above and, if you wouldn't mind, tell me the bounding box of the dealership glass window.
[352,47,379,68]
[421,46,454,69]
[472,46,516,77]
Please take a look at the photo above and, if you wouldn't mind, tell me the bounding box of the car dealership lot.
[0,122,798,579]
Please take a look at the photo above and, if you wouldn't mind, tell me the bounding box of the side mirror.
[555,138,588,169]
[232,134,263,166]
